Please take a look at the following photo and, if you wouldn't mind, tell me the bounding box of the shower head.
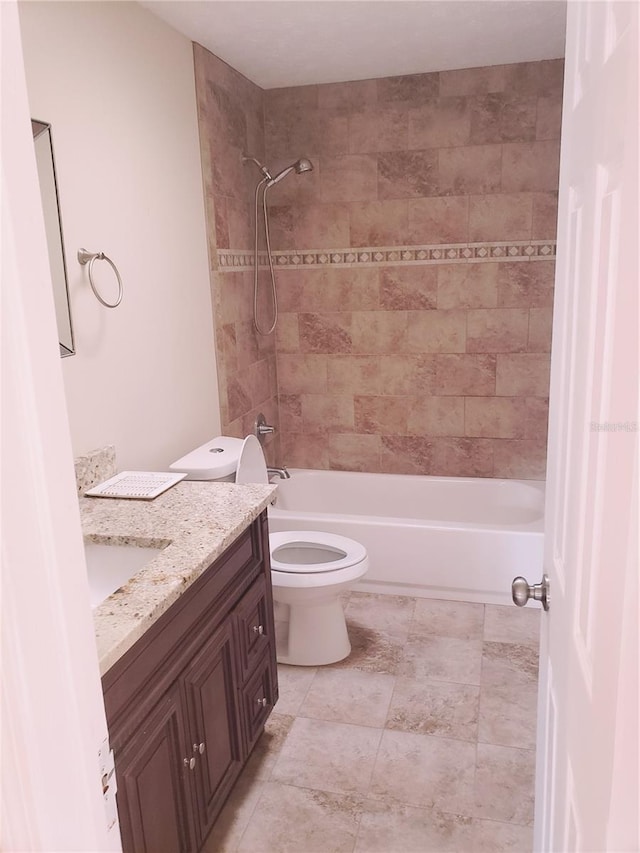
[266,157,314,187]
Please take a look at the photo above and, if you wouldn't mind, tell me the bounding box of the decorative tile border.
[217,241,556,271]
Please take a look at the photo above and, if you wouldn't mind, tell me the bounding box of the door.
[535,2,638,851]
[114,685,196,853]
[183,619,243,845]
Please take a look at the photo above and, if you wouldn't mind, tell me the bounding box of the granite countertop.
[82,480,276,675]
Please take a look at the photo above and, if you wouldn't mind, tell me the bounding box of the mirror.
[31,119,74,357]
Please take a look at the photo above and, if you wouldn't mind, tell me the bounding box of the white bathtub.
[268,469,545,606]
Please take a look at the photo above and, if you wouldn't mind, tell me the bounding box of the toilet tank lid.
[169,436,244,480]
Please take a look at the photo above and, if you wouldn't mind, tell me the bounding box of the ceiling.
[141,1,567,90]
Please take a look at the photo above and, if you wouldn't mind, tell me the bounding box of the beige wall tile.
[379,355,431,395]
[497,261,555,308]
[377,72,440,104]
[439,65,508,97]
[431,437,494,477]
[320,154,378,202]
[408,196,470,243]
[350,200,409,246]
[493,438,548,479]
[536,93,563,140]
[327,355,382,394]
[278,393,303,433]
[469,193,533,241]
[437,263,499,309]
[304,267,381,312]
[525,397,550,440]
[465,397,529,439]
[298,312,353,353]
[381,266,438,311]
[378,150,439,199]
[269,202,351,249]
[275,313,300,353]
[469,93,538,144]
[329,433,382,471]
[407,309,467,353]
[351,311,408,353]
[528,307,554,352]
[501,141,561,192]
[467,308,530,353]
[349,105,409,153]
[409,97,471,148]
[354,395,410,434]
[301,394,355,433]
[432,354,497,396]
[277,353,328,394]
[496,353,551,396]
[407,396,465,436]
[506,59,564,97]
[280,431,329,468]
[318,79,377,111]
[438,144,502,195]
[380,436,435,475]
[532,192,559,240]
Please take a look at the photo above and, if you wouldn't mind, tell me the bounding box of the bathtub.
[267,469,545,606]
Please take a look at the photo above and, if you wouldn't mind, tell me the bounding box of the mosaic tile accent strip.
[217,241,556,271]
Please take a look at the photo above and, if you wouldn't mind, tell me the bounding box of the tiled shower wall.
[196,47,563,478]
[193,44,280,463]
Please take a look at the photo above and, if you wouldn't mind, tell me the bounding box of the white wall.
[18,0,221,471]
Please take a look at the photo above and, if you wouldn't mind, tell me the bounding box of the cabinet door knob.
[256,697,267,708]
[252,625,264,635]
[183,756,196,770]
[193,742,205,755]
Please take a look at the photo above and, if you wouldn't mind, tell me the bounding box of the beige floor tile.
[243,712,296,780]
[237,781,363,852]
[369,729,476,813]
[478,641,539,748]
[271,716,383,795]
[345,592,416,641]
[484,604,541,647]
[386,677,479,741]
[355,800,474,852]
[481,641,539,687]
[474,744,536,825]
[472,817,534,851]
[410,598,485,640]
[397,635,483,684]
[478,681,538,750]
[333,623,406,674]
[300,668,396,727]
[274,663,317,715]
[201,773,265,853]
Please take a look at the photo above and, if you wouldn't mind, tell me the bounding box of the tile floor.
[204,592,541,853]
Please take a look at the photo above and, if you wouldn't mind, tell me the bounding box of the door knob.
[512,574,550,611]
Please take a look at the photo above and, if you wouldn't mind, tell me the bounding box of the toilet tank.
[169,436,244,481]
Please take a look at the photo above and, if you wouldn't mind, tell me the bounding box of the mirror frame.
[32,119,75,357]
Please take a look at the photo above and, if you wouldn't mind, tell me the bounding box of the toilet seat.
[270,531,367,574]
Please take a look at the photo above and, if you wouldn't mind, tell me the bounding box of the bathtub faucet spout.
[267,466,290,480]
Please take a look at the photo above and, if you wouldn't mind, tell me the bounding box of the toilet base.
[274,594,351,666]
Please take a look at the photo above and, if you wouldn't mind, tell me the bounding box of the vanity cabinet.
[102,512,277,853]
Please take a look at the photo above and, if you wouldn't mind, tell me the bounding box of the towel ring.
[77,248,123,308]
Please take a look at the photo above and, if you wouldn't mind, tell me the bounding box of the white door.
[534,2,639,851]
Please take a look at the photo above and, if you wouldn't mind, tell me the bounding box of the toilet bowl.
[170,435,368,665]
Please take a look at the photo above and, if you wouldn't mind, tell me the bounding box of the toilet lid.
[269,530,367,574]
[235,435,269,485]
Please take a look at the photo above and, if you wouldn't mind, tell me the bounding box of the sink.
[85,542,164,608]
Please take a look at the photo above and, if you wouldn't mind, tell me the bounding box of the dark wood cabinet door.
[240,651,277,754]
[183,619,243,845]
[235,575,274,680]
[114,684,196,853]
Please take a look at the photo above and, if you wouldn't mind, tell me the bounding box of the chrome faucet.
[267,467,290,480]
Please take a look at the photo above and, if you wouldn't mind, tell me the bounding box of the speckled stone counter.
[82,480,276,675]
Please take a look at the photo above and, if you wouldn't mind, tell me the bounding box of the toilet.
[170,435,368,665]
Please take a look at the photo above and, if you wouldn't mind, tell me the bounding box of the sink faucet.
[267,466,290,480]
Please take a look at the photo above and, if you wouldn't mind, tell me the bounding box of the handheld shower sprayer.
[242,154,314,335]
